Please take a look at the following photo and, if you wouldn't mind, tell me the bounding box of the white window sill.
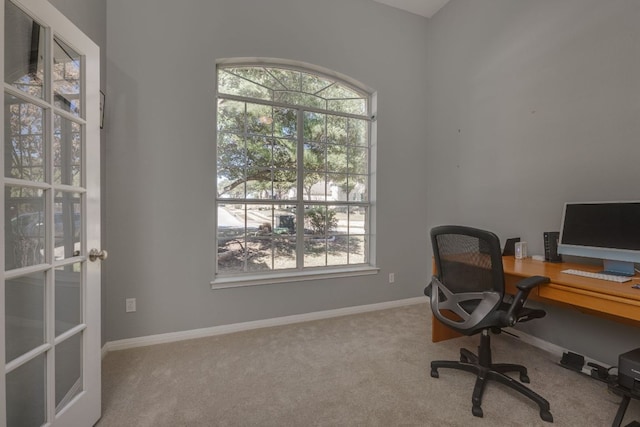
[211,266,380,290]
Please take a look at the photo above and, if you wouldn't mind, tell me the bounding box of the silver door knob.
[89,249,108,262]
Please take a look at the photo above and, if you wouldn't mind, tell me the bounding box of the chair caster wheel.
[520,374,530,383]
[430,368,439,378]
[472,405,483,417]
[540,410,553,422]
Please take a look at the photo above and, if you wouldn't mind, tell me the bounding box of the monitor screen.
[558,201,640,273]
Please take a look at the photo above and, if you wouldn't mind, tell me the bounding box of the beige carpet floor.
[97,303,639,426]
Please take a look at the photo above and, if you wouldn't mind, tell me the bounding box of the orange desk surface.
[432,256,640,342]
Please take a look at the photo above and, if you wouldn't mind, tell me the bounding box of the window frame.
[212,58,378,288]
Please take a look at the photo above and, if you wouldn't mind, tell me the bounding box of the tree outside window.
[216,63,373,277]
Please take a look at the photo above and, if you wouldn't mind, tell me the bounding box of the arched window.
[214,60,376,285]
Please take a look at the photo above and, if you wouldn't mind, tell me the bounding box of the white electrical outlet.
[389,273,395,283]
[126,298,136,313]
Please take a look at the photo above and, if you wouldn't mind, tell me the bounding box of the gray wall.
[425,0,640,365]
[49,0,640,365]
[103,0,430,341]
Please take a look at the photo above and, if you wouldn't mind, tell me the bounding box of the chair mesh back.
[434,231,504,296]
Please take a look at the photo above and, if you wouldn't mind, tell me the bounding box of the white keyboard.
[561,269,632,283]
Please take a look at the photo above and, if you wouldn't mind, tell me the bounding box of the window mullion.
[296,109,304,270]
[218,93,370,122]
[243,102,249,273]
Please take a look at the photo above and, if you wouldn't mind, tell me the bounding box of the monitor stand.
[601,260,635,277]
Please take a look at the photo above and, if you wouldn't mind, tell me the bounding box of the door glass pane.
[4,94,46,182]
[6,353,47,427]
[54,114,82,186]
[55,333,83,411]
[53,37,81,117]
[55,262,81,336]
[5,186,46,270]
[54,191,82,261]
[5,271,45,362]
[4,1,46,98]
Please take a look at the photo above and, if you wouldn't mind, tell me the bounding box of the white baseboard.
[102,296,428,357]
[506,327,610,373]
[506,327,566,358]
[101,297,610,373]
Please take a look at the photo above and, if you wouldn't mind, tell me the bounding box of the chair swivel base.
[430,335,553,422]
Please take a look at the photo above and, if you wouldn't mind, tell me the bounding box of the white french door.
[1,0,102,425]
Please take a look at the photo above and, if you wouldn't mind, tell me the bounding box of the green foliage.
[305,207,338,236]
[218,66,367,116]
[216,66,369,200]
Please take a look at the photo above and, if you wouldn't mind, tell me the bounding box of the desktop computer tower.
[544,232,562,262]
[619,348,640,392]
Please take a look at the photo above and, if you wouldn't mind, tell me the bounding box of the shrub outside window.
[215,61,374,283]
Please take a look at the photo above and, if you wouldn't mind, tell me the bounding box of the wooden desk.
[432,256,640,342]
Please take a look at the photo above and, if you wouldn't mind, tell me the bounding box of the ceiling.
[372,0,450,18]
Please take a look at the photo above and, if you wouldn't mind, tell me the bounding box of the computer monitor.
[558,201,640,276]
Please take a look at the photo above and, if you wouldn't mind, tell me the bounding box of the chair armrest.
[501,275,550,326]
[516,275,551,291]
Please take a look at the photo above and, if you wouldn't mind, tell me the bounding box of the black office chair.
[426,225,553,422]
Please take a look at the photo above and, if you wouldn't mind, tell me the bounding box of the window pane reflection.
[5,186,46,270]
[53,37,81,116]
[55,262,82,336]
[54,114,82,186]
[4,95,45,182]
[6,353,46,427]
[55,332,83,411]
[54,191,82,261]
[4,1,46,98]
[5,271,45,362]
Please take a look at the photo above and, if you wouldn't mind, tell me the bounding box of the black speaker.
[544,231,562,262]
